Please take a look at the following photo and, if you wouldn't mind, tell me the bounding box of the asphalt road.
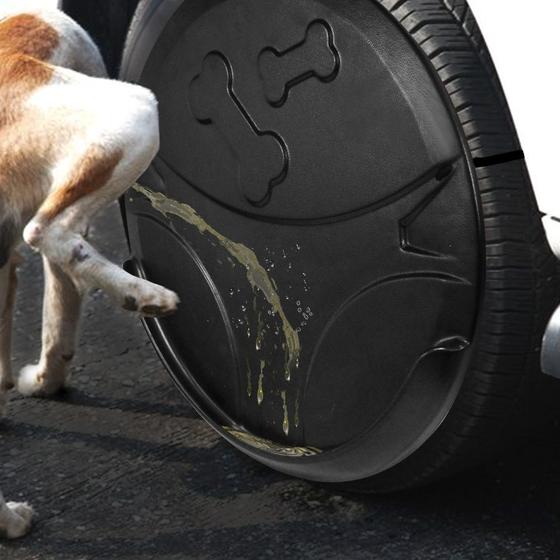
[2,204,560,560]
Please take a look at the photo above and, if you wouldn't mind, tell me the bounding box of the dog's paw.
[4,502,35,539]
[123,283,180,318]
[139,287,180,318]
[17,365,64,398]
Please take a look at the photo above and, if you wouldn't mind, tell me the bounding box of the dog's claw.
[140,304,178,318]
[123,284,179,318]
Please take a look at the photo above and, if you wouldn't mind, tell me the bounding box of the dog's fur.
[0,2,179,538]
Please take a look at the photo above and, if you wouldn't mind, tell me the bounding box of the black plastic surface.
[121,0,482,482]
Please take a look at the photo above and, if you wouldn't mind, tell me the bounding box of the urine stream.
[134,183,305,438]
[133,184,301,382]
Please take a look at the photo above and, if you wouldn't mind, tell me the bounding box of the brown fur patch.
[0,14,59,60]
[0,14,59,116]
[0,14,120,229]
[38,146,123,222]
[0,15,59,221]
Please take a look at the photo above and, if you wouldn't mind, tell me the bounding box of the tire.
[348,0,560,491]
[120,0,560,491]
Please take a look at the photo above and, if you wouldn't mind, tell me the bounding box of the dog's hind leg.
[0,490,34,540]
[18,257,81,397]
[28,224,178,319]
[0,254,19,416]
[17,87,178,396]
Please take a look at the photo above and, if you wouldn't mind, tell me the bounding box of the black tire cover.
[120,0,482,482]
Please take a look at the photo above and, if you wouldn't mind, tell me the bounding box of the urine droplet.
[257,374,264,405]
[285,366,291,382]
[281,391,290,436]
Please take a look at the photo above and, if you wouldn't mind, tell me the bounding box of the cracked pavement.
[1,203,560,559]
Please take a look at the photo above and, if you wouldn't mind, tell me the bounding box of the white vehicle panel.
[468,0,560,216]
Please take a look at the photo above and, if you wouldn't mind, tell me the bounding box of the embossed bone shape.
[258,19,340,107]
[189,52,288,207]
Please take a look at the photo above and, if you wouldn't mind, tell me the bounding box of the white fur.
[0,493,34,540]
[0,5,179,538]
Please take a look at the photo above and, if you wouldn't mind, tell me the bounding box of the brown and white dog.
[0,1,179,538]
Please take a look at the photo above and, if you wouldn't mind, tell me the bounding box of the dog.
[0,1,179,538]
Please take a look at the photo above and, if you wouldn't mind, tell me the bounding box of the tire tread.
[353,0,560,492]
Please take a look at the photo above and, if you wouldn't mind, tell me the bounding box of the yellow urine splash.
[133,184,301,378]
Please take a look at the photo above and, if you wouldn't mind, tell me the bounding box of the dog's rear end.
[0,3,178,538]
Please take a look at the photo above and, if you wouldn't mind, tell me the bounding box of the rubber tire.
[345,0,560,492]
[121,0,560,491]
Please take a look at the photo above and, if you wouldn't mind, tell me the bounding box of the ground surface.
[2,205,560,560]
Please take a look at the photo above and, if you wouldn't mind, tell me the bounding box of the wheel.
[119,0,560,491]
